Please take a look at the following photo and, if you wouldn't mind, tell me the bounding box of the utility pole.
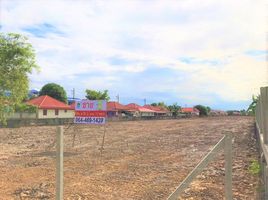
[144,98,146,105]
[116,94,119,103]
[71,88,75,99]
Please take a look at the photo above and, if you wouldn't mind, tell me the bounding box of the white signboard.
[74,100,107,124]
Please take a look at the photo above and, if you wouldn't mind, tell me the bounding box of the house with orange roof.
[26,95,74,119]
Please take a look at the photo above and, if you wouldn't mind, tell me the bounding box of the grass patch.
[249,159,261,175]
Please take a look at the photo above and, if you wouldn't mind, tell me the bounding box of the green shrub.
[14,103,37,113]
[194,105,208,116]
[249,160,260,175]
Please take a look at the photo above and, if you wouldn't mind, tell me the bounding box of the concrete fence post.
[255,102,259,127]
[260,153,265,186]
[56,126,64,200]
[224,132,232,200]
[260,87,268,144]
[258,102,261,129]
[255,87,268,199]
[260,98,264,134]
[265,164,268,199]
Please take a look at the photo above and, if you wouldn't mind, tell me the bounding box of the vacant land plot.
[0,117,259,199]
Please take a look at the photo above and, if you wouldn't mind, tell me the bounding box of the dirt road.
[0,117,260,199]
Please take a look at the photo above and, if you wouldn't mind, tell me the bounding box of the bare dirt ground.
[0,116,260,200]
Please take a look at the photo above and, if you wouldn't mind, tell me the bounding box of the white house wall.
[38,109,74,119]
[140,112,155,117]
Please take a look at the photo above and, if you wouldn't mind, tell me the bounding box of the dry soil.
[0,116,260,200]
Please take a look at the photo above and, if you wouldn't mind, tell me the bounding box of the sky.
[0,0,267,110]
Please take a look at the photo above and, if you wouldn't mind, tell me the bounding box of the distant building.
[28,89,39,99]
[125,103,155,117]
[232,111,241,116]
[107,101,134,117]
[143,105,171,116]
[226,110,241,116]
[67,97,82,105]
[181,107,200,116]
[210,110,228,116]
[29,89,39,95]
[27,95,74,119]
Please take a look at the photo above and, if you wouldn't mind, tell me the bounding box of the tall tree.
[206,106,211,113]
[0,33,39,125]
[194,105,209,116]
[168,103,181,116]
[150,102,168,109]
[39,83,67,103]
[85,89,110,101]
[157,102,168,109]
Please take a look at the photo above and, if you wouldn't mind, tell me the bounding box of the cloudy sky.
[0,0,267,110]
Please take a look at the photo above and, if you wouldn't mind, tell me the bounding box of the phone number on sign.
[74,117,105,124]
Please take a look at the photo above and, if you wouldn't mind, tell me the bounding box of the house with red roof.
[26,95,74,119]
[143,105,172,116]
[125,103,155,117]
[181,107,200,116]
[107,101,134,118]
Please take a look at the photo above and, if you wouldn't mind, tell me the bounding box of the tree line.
[0,32,258,125]
[36,83,214,117]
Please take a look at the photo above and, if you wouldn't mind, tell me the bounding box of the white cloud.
[0,0,267,107]
[184,54,267,101]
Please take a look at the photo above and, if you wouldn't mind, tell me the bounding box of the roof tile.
[27,95,72,110]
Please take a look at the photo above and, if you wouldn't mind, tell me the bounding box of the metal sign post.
[74,100,107,124]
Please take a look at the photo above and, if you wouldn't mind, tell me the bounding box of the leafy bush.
[15,104,37,113]
[194,105,208,116]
